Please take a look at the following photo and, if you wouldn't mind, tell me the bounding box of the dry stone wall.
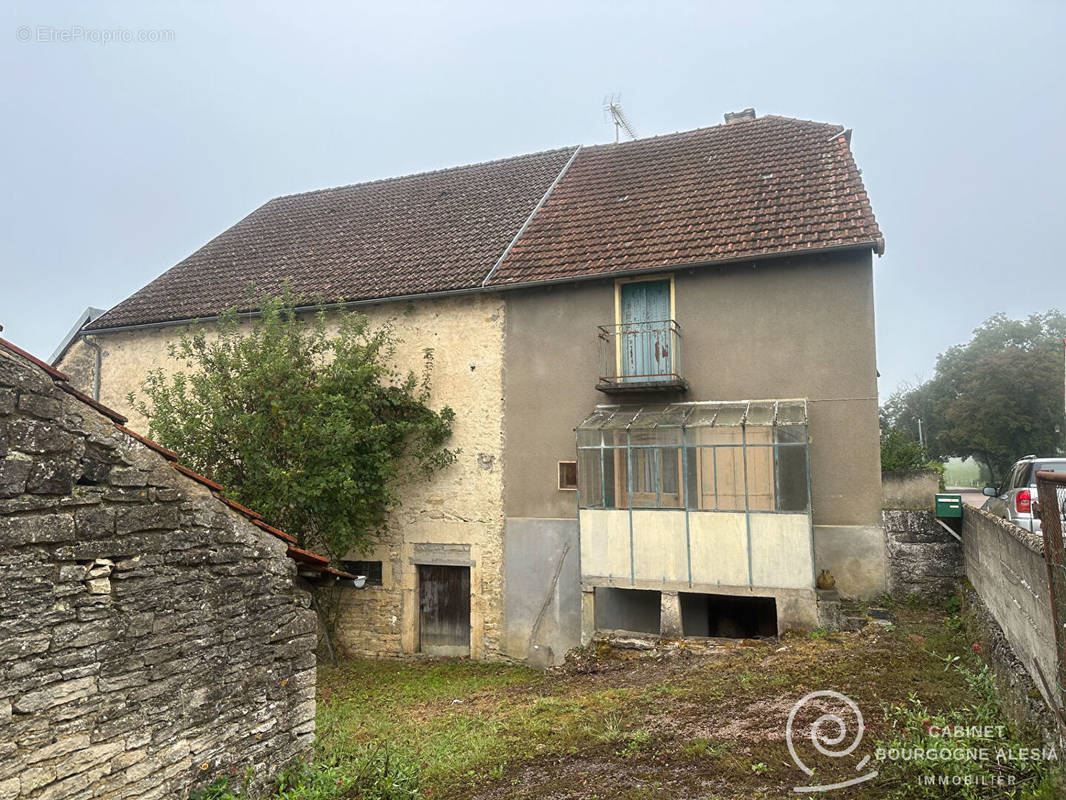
[883,510,963,598]
[0,347,317,799]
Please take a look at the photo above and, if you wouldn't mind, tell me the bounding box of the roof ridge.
[269,144,581,202]
[80,113,881,330]
[581,114,845,152]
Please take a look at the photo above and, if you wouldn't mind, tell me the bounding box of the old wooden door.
[418,565,471,657]
[620,280,671,382]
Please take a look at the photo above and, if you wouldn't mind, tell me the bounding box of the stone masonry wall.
[883,509,964,599]
[0,347,317,799]
[58,293,507,660]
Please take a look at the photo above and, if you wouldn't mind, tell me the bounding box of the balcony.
[596,319,687,393]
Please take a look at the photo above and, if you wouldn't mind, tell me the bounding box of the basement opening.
[594,587,661,635]
[680,592,777,638]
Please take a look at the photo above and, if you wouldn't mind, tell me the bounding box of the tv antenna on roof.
[604,94,637,143]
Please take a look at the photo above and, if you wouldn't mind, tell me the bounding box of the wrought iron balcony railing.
[596,319,687,393]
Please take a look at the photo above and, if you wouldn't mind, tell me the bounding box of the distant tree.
[879,428,932,472]
[130,292,457,561]
[881,311,1066,486]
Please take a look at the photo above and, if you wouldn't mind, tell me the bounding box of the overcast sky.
[2,1,1063,397]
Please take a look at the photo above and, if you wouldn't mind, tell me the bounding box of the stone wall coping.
[0,338,348,579]
[963,504,1045,557]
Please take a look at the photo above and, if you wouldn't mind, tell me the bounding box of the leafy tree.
[130,293,456,560]
[881,311,1066,486]
[879,428,931,472]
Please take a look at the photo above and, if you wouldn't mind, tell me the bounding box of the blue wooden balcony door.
[620,280,671,382]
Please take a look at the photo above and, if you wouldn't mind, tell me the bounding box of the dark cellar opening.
[680,592,778,638]
[593,587,662,635]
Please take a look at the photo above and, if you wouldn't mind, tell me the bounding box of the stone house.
[55,109,885,666]
[0,337,347,799]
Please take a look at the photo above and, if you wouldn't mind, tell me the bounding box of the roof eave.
[80,240,883,335]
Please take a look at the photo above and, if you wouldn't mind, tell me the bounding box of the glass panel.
[745,402,775,426]
[775,425,806,445]
[776,401,807,426]
[607,449,628,508]
[577,429,605,448]
[776,443,809,511]
[631,449,657,508]
[710,403,748,427]
[685,405,720,429]
[660,447,683,508]
[576,407,616,430]
[578,448,603,508]
[711,444,746,510]
[745,439,775,511]
[575,406,642,431]
[685,447,699,509]
[630,426,682,447]
[691,424,744,448]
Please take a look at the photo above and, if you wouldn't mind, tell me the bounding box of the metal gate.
[418,565,470,657]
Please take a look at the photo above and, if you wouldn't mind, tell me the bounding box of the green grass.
[206,600,1064,799]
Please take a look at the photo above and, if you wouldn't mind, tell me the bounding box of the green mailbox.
[935,493,963,519]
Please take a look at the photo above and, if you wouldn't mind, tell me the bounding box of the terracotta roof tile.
[323,565,358,580]
[87,147,579,330]
[0,337,69,381]
[252,518,297,545]
[286,546,329,567]
[114,424,179,461]
[56,382,128,424]
[219,496,263,521]
[0,338,344,580]
[172,463,225,492]
[487,116,882,285]
[83,115,881,331]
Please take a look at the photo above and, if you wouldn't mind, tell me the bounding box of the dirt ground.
[318,602,1063,800]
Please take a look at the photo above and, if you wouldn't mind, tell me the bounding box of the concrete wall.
[501,519,581,667]
[882,470,940,510]
[593,587,662,634]
[579,509,812,590]
[58,294,508,661]
[962,505,1056,705]
[0,348,316,800]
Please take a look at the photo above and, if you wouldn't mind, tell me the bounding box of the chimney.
[723,108,756,124]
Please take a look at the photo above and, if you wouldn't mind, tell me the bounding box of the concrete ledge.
[965,503,1044,556]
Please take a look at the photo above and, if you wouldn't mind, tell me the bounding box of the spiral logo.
[786,690,878,793]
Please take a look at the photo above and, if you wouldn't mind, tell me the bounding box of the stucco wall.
[58,294,507,660]
[501,250,880,524]
[882,470,940,510]
[502,249,884,597]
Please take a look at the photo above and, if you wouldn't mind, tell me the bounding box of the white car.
[983,456,1066,533]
